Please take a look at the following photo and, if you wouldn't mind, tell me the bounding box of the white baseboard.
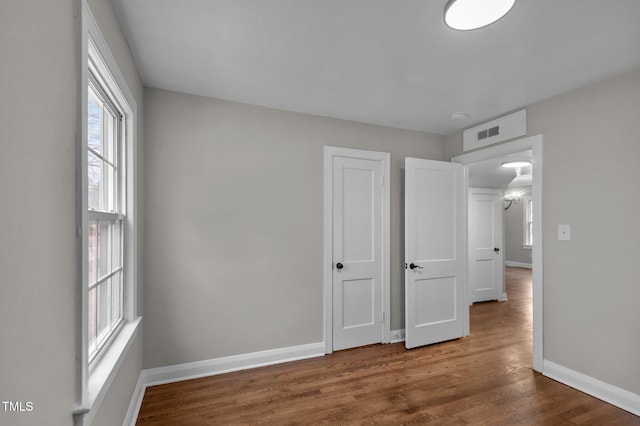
[543,360,640,416]
[123,342,324,426]
[499,292,508,301]
[122,374,145,426]
[390,329,405,343]
[505,261,532,268]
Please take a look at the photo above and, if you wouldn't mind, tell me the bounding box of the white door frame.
[452,134,543,372]
[324,146,391,354]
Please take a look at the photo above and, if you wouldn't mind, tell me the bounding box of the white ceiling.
[113,0,640,135]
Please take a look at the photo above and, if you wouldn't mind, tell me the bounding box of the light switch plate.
[558,224,571,241]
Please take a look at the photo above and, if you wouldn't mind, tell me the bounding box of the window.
[524,196,533,247]
[75,4,140,422]
[87,76,125,362]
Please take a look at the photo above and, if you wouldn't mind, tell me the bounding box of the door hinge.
[381,311,385,323]
[380,175,384,187]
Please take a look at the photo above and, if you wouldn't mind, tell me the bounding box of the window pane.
[88,151,102,211]
[103,105,117,164]
[88,286,98,356]
[98,221,111,279]
[112,270,123,322]
[105,161,116,212]
[88,87,102,156]
[96,278,112,346]
[112,219,122,269]
[88,221,98,285]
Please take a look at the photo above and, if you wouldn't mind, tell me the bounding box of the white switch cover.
[558,224,571,241]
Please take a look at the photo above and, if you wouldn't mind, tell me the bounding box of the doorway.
[452,134,543,372]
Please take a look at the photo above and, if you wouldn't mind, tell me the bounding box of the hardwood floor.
[136,268,639,425]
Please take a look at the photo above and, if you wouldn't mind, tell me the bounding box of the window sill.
[74,317,141,425]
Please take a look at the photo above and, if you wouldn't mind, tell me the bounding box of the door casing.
[452,134,543,372]
[323,146,390,354]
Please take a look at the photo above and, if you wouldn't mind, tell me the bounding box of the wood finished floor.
[136,268,640,425]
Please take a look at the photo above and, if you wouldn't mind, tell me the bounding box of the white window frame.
[523,196,533,248]
[75,2,140,424]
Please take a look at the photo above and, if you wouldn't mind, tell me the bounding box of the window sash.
[87,71,126,364]
[88,78,122,214]
[524,198,533,247]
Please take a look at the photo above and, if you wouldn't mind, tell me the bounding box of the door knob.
[336,262,344,270]
[409,263,423,270]
[494,247,500,253]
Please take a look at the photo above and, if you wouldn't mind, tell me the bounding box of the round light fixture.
[501,160,531,168]
[450,112,468,120]
[444,0,516,31]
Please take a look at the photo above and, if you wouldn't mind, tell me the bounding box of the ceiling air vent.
[477,125,500,141]
[463,110,526,152]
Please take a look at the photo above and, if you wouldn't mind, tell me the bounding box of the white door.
[327,148,389,351]
[468,188,504,303]
[405,158,468,349]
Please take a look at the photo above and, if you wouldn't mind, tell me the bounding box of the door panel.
[468,189,504,302]
[342,278,375,328]
[332,156,383,350]
[405,158,468,349]
[414,277,456,325]
[342,167,375,262]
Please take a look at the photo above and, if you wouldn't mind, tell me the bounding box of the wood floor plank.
[136,268,640,425]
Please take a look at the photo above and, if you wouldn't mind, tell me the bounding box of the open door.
[405,158,468,349]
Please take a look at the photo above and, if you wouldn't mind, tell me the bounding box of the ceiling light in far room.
[450,112,468,120]
[444,0,516,31]
[501,160,531,168]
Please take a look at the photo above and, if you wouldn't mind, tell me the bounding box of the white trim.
[323,146,391,354]
[123,342,325,426]
[74,318,141,425]
[143,342,325,386]
[543,360,640,416]
[452,134,543,372]
[122,373,145,426]
[505,261,532,269]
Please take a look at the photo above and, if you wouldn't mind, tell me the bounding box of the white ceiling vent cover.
[463,109,526,152]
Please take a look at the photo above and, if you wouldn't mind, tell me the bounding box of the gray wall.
[504,187,532,265]
[143,88,445,368]
[446,67,640,395]
[0,1,144,424]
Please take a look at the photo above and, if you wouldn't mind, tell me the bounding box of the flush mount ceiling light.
[444,0,516,31]
[501,160,531,168]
